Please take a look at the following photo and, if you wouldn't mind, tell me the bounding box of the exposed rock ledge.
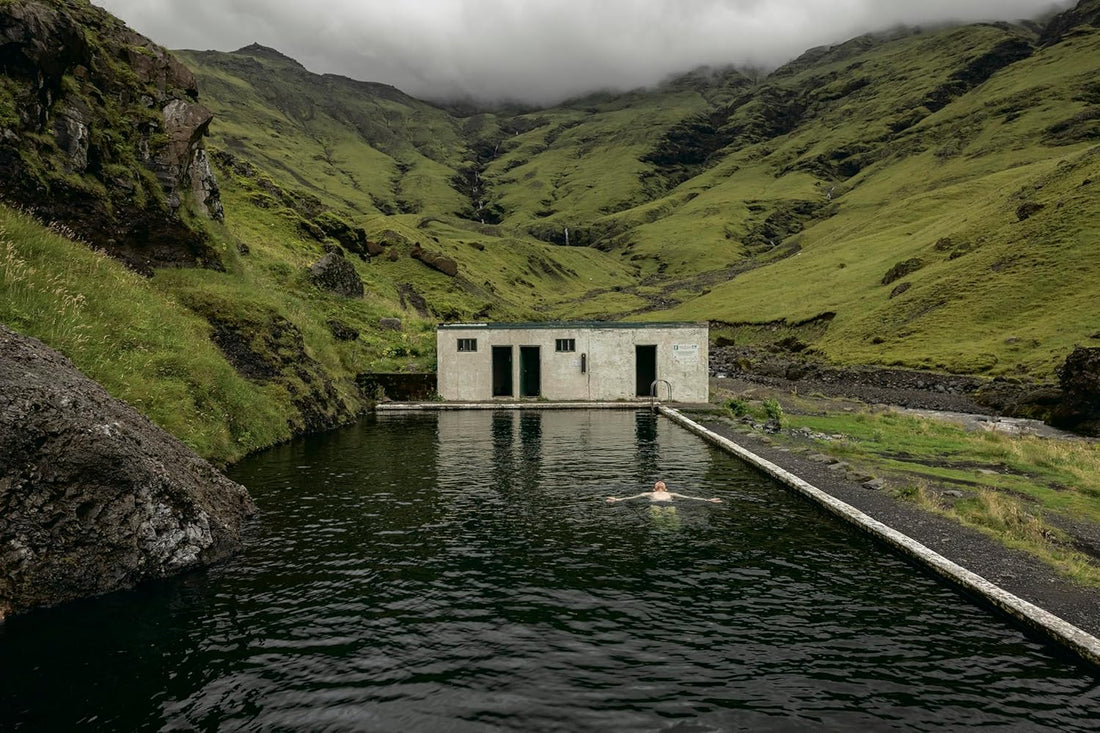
[0,325,255,621]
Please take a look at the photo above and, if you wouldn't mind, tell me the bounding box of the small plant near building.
[762,397,785,425]
[724,397,750,417]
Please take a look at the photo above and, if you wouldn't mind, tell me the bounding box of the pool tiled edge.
[659,406,1100,670]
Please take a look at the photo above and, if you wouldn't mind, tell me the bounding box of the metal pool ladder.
[650,379,672,410]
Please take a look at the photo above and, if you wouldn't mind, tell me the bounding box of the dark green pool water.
[2,410,1098,731]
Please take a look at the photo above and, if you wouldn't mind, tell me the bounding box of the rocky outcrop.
[882,258,925,286]
[0,324,255,621]
[309,250,364,298]
[397,283,430,317]
[711,345,988,412]
[199,308,355,434]
[920,37,1034,113]
[313,213,369,257]
[1050,346,1100,435]
[712,343,1100,436]
[410,243,459,277]
[326,318,359,341]
[1041,0,1100,46]
[0,0,223,272]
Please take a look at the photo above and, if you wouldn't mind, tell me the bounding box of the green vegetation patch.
[0,205,288,464]
[785,409,1100,585]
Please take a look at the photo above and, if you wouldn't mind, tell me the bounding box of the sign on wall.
[672,344,699,362]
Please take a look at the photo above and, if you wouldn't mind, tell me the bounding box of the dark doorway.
[635,345,657,397]
[492,346,513,397]
[520,346,541,397]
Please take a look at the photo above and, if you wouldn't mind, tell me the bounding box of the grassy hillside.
[4,0,1100,464]
[0,204,290,463]
[175,45,644,323]
[176,14,1099,381]
[652,22,1100,377]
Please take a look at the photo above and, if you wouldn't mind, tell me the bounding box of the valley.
[1,0,1098,460]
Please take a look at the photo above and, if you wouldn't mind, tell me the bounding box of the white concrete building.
[436,322,709,402]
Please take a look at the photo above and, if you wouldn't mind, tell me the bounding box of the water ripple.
[2,410,1097,732]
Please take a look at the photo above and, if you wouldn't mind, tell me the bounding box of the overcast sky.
[94,0,1073,105]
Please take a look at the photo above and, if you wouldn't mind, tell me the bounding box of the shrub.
[724,397,749,417]
[762,397,785,423]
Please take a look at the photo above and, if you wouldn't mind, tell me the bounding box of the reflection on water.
[645,504,683,531]
[1,410,1098,732]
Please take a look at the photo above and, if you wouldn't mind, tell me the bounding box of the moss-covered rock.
[1051,346,1100,435]
[0,0,222,272]
[882,258,925,286]
[309,250,364,298]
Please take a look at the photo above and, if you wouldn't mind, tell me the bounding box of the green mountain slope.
[4,0,1100,462]
[178,7,1099,382]
[650,20,1100,376]
[174,44,642,323]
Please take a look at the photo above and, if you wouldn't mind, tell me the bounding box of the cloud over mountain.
[94,0,1074,104]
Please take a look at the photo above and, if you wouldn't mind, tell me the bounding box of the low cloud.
[94,0,1074,105]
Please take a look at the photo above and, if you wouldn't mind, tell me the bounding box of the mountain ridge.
[163,1,1100,376]
[2,0,1099,462]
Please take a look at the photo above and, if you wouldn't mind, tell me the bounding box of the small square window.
[457,338,478,352]
[555,338,576,352]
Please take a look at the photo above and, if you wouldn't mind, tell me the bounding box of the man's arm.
[606,493,650,503]
[669,493,722,503]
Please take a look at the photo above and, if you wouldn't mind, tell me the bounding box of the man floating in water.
[606,481,722,504]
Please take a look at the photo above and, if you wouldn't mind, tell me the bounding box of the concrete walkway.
[658,406,1100,669]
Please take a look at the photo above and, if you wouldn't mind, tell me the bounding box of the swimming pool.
[1,410,1096,730]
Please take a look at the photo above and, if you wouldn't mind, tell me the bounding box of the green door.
[635,345,657,396]
[520,346,541,397]
[492,346,513,397]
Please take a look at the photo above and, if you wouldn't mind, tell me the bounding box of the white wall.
[436,324,708,402]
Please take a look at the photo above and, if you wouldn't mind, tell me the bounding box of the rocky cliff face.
[0,0,223,273]
[1051,346,1100,435]
[1041,0,1100,45]
[0,324,255,620]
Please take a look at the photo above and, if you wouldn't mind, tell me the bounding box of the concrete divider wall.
[658,406,1100,669]
[378,400,1100,668]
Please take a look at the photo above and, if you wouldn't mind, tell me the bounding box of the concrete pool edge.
[659,405,1100,669]
[376,401,687,411]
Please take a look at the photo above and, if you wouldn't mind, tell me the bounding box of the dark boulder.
[1016,201,1045,221]
[882,258,924,286]
[0,324,255,621]
[379,317,403,331]
[890,282,912,299]
[326,319,359,341]
[1051,346,1100,435]
[309,250,364,298]
[410,244,458,277]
